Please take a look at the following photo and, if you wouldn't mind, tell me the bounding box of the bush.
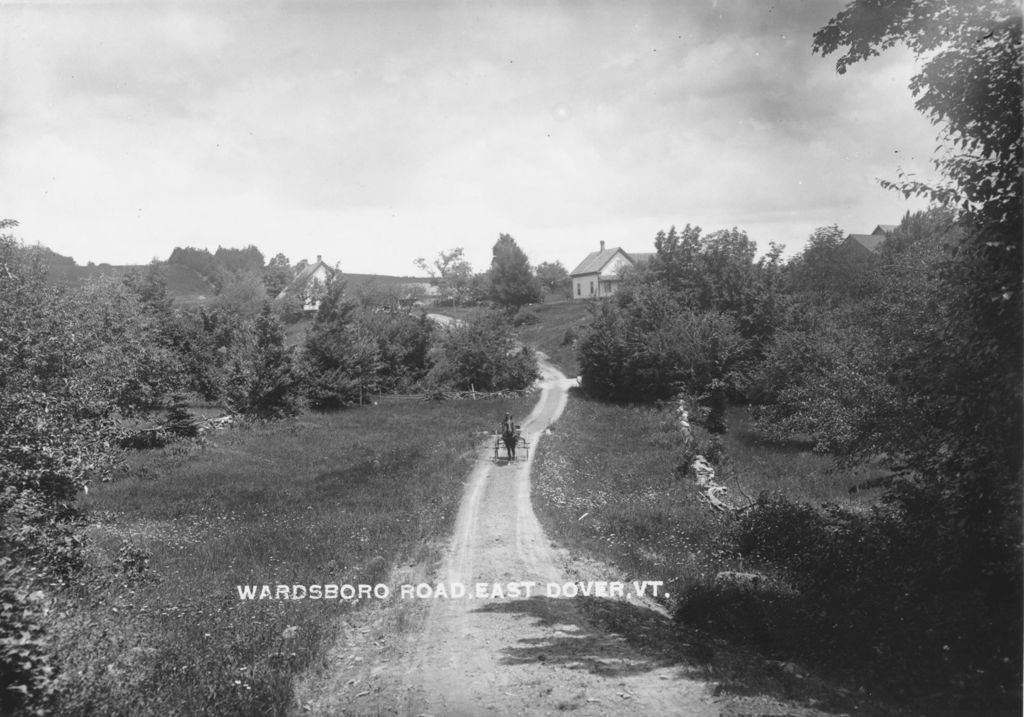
[426,310,538,391]
[675,580,804,655]
[680,492,1023,712]
[576,297,745,403]
[355,309,434,392]
[227,305,301,418]
[0,560,56,716]
[0,227,121,713]
[300,279,381,409]
[512,307,540,326]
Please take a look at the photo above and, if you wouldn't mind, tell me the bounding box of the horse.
[501,424,518,460]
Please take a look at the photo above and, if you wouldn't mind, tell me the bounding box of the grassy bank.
[532,396,883,597]
[52,394,535,716]
[513,301,590,377]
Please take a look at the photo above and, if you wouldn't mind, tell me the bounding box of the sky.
[0,0,939,276]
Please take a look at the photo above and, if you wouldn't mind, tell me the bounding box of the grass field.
[513,300,591,376]
[532,397,885,599]
[53,394,536,716]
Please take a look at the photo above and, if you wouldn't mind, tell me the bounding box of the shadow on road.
[474,595,867,714]
[474,596,706,679]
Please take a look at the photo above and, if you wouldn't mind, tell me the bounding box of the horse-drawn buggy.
[494,425,529,462]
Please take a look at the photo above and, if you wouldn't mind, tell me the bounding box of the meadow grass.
[53,394,535,716]
[532,396,884,601]
[717,407,890,507]
[512,300,590,376]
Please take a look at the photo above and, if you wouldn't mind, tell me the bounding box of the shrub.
[679,491,1023,712]
[300,279,382,408]
[228,305,301,418]
[426,310,538,391]
[0,560,56,716]
[116,540,153,584]
[577,297,745,403]
[512,306,540,326]
[0,226,121,712]
[355,309,434,392]
[675,580,804,655]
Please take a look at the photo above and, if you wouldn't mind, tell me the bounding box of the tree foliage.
[487,234,541,310]
[577,274,746,410]
[708,6,1024,704]
[813,0,1022,281]
[226,304,300,418]
[263,252,293,298]
[811,0,1023,480]
[425,310,538,392]
[355,309,434,393]
[534,260,570,298]
[168,244,267,293]
[414,247,474,306]
[783,225,877,301]
[300,277,381,408]
[0,223,123,713]
[641,224,784,350]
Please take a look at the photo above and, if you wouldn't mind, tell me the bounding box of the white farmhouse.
[276,255,336,311]
[568,241,653,300]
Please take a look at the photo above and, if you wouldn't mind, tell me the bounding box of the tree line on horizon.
[154,232,572,316]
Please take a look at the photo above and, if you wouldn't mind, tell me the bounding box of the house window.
[576,283,581,296]
[589,281,594,295]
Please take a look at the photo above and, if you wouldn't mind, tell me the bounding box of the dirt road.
[297,358,847,716]
[405,358,721,715]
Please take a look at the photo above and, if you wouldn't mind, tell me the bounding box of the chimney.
[599,240,605,252]
[316,254,322,264]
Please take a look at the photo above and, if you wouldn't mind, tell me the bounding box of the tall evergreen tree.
[300,277,381,408]
[487,233,540,310]
[242,304,299,417]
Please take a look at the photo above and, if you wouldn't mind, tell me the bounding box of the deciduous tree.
[414,247,474,306]
[534,261,570,299]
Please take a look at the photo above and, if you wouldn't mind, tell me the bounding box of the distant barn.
[839,224,895,258]
[276,255,438,311]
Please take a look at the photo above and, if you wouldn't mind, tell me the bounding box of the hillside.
[35,245,433,309]
[514,300,591,377]
[38,249,217,306]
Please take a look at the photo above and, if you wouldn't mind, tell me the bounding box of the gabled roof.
[872,224,897,236]
[570,247,625,276]
[844,233,887,254]
[570,247,654,277]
